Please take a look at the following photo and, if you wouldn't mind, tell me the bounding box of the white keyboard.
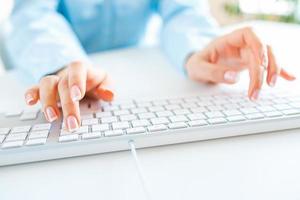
[1,90,300,166]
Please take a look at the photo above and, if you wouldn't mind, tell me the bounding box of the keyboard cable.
[128,140,153,200]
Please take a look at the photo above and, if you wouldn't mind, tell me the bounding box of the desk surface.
[1,21,300,200]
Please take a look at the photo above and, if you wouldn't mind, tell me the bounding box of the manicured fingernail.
[25,93,34,105]
[251,89,260,101]
[67,115,79,132]
[99,89,114,101]
[270,74,277,87]
[71,85,81,102]
[224,71,239,83]
[45,107,58,122]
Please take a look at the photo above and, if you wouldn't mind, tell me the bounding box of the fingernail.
[67,115,79,132]
[270,74,277,87]
[71,85,81,102]
[250,89,260,101]
[25,93,34,105]
[224,71,239,83]
[45,107,58,122]
[99,89,114,102]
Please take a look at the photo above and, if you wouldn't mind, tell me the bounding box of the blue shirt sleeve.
[157,0,220,73]
[1,0,89,83]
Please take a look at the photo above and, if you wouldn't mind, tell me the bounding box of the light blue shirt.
[1,0,219,82]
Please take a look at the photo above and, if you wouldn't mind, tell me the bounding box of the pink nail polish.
[250,90,260,101]
[270,74,277,87]
[46,107,58,122]
[70,85,82,102]
[67,115,79,132]
[25,93,34,105]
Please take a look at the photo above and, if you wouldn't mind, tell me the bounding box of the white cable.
[128,140,153,200]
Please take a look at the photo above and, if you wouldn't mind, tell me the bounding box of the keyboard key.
[207,118,227,124]
[246,113,264,120]
[32,123,51,131]
[148,106,165,112]
[207,105,224,111]
[181,102,198,109]
[11,126,31,133]
[20,112,38,121]
[290,102,300,108]
[73,126,89,134]
[240,108,259,114]
[112,122,130,130]
[5,133,27,142]
[191,107,208,113]
[0,128,10,135]
[126,127,146,134]
[223,109,242,116]
[81,114,94,119]
[103,105,119,111]
[120,103,136,109]
[26,138,47,146]
[173,109,190,115]
[273,104,292,111]
[113,109,130,116]
[59,134,79,142]
[5,110,22,117]
[187,113,207,120]
[148,124,168,132]
[2,141,23,149]
[227,115,246,122]
[82,132,102,140]
[156,111,173,117]
[256,106,276,112]
[168,122,187,129]
[101,116,118,123]
[96,111,112,118]
[131,107,147,114]
[138,113,156,119]
[165,104,181,111]
[188,120,208,127]
[92,124,110,132]
[153,100,168,106]
[131,119,150,127]
[81,118,98,126]
[136,102,152,108]
[150,117,169,125]
[29,130,49,139]
[169,115,188,123]
[120,114,137,121]
[282,109,300,115]
[265,111,282,118]
[204,111,225,118]
[104,130,123,137]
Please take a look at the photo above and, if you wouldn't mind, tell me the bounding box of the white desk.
[1,21,300,200]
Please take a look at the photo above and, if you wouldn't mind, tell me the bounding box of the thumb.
[187,61,241,84]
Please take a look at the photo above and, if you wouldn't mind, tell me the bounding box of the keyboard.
[1,90,300,166]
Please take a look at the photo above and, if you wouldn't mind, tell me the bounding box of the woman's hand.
[185,27,296,100]
[24,61,114,131]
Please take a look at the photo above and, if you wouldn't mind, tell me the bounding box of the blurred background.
[1,0,300,74]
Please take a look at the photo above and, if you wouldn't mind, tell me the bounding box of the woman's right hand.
[24,61,114,132]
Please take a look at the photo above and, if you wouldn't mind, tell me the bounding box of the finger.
[266,45,280,87]
[280,68,296,81]
[58,76,80,131]
[247,49,264,101]
[68,61,87,102]
[186,61,242,84]
[39,75,60,122]
[24,86,39,105]
[89,86,114,102]
[226,27,264,65]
